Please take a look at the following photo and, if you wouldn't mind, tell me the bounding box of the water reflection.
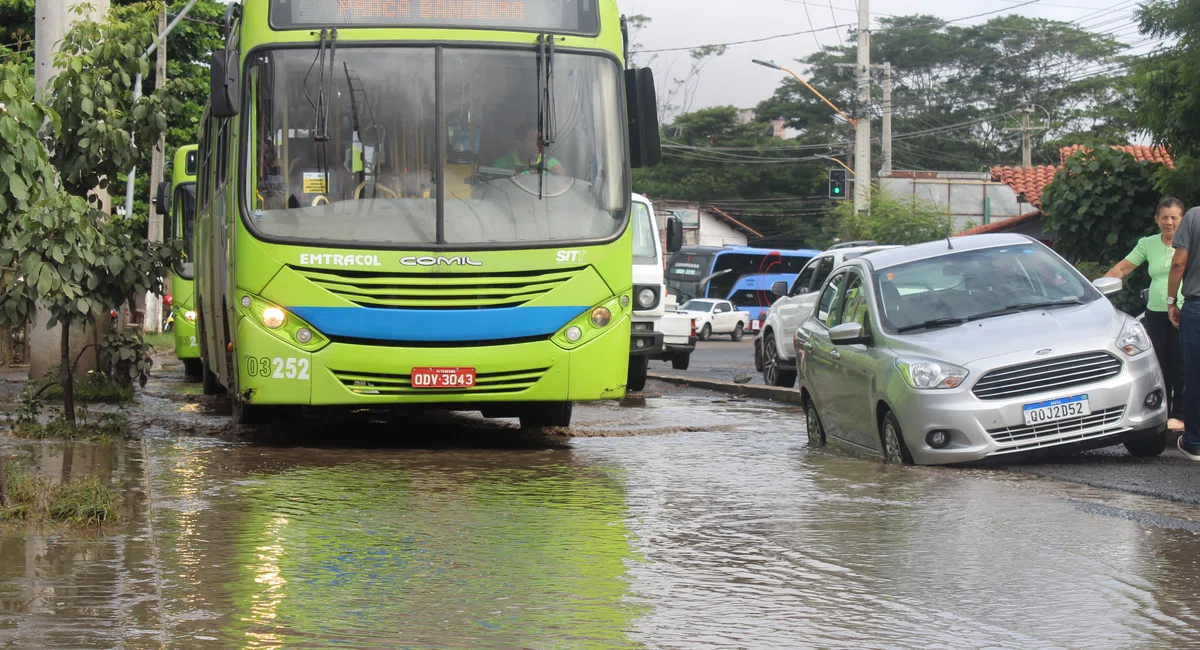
[146,442,645,648]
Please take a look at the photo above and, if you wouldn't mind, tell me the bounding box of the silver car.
[794,234,1168,465]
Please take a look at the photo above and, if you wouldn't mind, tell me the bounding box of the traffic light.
[828,168,848,199]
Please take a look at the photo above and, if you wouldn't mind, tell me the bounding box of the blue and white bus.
[665,245,820,330]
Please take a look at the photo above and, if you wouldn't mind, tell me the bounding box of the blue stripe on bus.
[289,305,589,342]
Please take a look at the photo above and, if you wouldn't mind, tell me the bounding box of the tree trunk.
[61,322,75,427]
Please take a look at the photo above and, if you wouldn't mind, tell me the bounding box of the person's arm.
[1168,247,1188,327]
[1104,260,1137,279]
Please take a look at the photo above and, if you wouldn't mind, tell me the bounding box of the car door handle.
[829,349,841,359]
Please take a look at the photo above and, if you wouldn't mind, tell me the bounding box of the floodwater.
[3,372,1200,648]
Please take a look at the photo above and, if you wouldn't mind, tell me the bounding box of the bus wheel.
[627,356,648,392]
[201,354,223,395]
[519,402,572,429]
[232,397,271,427]
[183,359,203,380]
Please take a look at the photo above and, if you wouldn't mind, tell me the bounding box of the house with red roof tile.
[955,144,1174,241]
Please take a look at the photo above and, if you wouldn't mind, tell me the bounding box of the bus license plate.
[1022,394,1089,426]
[411,367,476,388]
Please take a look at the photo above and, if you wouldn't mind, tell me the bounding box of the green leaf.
[8,174,28,202]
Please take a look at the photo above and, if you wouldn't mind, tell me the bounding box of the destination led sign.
[270,0,598,34]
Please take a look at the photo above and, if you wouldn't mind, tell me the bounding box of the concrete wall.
[881,172,1031,233]
[698,214,749,247]
[653,201,751,249]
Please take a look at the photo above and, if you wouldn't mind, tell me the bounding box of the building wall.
[698,214,749,247]
[881,172,1031,233]
[653,200,751,251]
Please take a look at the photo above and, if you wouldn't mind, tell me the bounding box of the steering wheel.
[507,170,574,198]
[354,181,399,199]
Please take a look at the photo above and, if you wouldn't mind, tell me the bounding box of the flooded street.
[4,370,1200,648]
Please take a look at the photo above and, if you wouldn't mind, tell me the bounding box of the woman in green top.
[1105,197,1186,420]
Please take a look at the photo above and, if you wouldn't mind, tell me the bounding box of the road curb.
[648,373,803,405]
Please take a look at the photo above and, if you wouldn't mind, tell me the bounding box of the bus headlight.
[591,307,612,328]
[261,307,285,329]
[184,310,197,321]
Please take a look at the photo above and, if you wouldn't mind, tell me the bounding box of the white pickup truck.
[678,298,751,341]
[629,194,695,391]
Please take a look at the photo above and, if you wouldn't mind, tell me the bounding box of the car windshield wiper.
[966,298,1083,322]
[896,317,965,333]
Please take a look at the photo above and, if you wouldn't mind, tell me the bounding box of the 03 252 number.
[246,356,310,380]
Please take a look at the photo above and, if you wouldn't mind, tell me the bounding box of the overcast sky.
[621,0,1147,112]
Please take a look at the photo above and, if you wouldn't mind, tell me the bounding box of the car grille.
[987,406,1127,453]
[290,265,583,310]
[331,367,549,396]
[971,352,1122,400]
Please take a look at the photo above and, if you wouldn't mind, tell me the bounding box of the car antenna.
[946,236,954,250]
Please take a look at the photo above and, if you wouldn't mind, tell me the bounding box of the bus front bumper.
[235,315,632,407]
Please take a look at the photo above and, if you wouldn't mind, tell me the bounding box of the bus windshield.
[246,47,626,247]
[632,202,657,262]
[174,182,196,278]
[666,252,712,301]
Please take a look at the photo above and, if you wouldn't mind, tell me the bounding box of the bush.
[831,188,954,246]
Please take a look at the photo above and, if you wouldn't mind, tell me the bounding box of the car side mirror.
[1092,276,1122,297]
[771,280,788,297]
[666,215,683,253]
[829,322,870,346]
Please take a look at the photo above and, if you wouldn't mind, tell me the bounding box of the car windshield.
[244,47,625,247]
[631,202,657,262]
[681,300,715,312]
[874,244,1098,333]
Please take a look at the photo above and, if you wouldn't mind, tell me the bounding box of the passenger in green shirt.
[493,122,564,175]
[1105,197,1186,422]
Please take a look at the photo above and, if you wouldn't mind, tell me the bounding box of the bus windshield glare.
[246,47,626,247]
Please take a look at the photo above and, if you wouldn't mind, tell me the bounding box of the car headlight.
[896,358,969,390]
[634,285,659,310]
[1117,318,1152,356]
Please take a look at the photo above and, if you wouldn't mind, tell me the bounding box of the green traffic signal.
[828,168,848,198]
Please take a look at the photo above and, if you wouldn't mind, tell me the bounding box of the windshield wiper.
[302,28,338,190]
[966,298,1083,322]
[896,317,965,333]
[536,33,557,199]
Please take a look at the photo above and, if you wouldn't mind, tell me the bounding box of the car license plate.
[1023,394,1089,426]
[411,367,476,388]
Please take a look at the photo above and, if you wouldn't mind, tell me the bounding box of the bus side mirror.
[625,67,661,168]
[666,215,683,253]
[155,181,170,216]
[210,49,240,119]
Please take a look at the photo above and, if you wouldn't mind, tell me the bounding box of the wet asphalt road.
[652,339,762,385]
[3,361,1200,647]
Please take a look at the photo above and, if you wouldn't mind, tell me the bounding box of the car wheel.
[880,411,913,465]
[1124,432,1167,457]
[627,356,648,392]
[699,323,712,341]
[520,402,573,429]
[753,338,763,371]
[762,331,797,388]
[805,397,826,447]
[671,354,690,371]
[731,322,744,342]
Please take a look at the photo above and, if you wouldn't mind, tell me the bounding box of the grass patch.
[144,332,175,355]
[6,407,132,441]
[1,463,120,526]
[33,370,134,404]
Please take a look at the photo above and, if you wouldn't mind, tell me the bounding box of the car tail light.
[690,319,697,337]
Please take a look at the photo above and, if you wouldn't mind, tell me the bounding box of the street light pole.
[751,59,856,127]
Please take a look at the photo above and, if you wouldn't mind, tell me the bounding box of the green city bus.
[195,0,661,426]
[158,145,201,377]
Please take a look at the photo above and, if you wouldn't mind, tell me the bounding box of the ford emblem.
[1035,348,1053,355]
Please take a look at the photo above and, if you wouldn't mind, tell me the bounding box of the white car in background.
[678,298,751,341]
[755,241,898,386]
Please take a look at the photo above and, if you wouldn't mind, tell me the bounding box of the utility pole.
[853,0,871,214]
[880,61,892,177]
[1004,106,1043,168]
[143,1,168,334]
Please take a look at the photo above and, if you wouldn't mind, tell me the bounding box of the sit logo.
[556,250,587,263]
